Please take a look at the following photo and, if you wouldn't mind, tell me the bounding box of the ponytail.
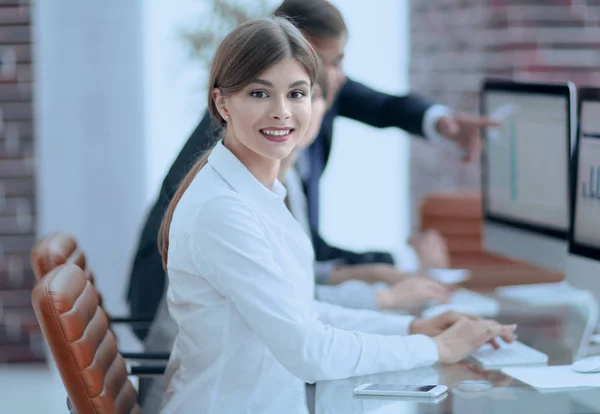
[158,147,214,269]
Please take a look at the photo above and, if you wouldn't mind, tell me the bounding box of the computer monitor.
[567,87,600,311]
[481,79,575,272]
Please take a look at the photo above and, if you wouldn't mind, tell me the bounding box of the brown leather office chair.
[31,232,95,285]
[419,191,497,267]
[29,232,169,363]
[32,263,142,414]
[30,232,155,324]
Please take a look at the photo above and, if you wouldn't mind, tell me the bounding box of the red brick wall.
[408,1,600,226]
[0,1,43,363]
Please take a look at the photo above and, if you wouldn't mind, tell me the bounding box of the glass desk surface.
[315,298,600,414]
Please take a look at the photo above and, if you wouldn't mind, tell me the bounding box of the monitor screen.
[572,100,600,249]
[483,86,571,237]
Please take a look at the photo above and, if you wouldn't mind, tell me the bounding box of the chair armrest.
[121,351,170,361]
[109,314,154,324]
[67,396,78,414]
[129,365,166,377]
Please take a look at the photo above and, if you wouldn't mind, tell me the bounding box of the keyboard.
[421,289,500,318]
[470,339,549,369]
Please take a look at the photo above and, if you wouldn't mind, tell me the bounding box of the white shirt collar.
[207,140,287,204]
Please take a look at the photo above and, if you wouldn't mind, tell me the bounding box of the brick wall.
[409,0,600,226]
[0,1,43,364]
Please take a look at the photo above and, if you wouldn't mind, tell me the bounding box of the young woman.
[158,17,515,414]
[127,0,493,334]
[139,67,449,414]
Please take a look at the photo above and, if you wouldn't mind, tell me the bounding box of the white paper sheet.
[427,269,470,285]
[502,365,600,389]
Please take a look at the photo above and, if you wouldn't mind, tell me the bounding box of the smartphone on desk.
[353,384,448,398]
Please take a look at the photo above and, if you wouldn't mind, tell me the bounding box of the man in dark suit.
[127,0,494,340]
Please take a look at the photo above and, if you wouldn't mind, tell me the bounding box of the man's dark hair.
[274,0,347,40]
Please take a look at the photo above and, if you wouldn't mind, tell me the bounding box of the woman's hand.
[433,318,517,364]
[410,311,517,364]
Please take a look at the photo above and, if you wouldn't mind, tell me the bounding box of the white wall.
[143,0,209,204]
[143,0,275,204]
[320,0,411,254]
[32,1,146,315]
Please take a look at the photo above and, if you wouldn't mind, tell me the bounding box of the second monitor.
[567,86,600,312]
[481,79,575,272]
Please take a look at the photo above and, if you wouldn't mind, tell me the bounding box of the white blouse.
[161,142,438,413]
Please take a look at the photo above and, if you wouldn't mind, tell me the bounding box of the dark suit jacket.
[127,78,435,339]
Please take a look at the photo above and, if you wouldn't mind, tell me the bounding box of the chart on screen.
[574,102,600,246]
[485,92,569,230]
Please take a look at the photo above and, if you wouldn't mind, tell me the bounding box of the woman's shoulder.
[178,164,247,210]
[174,182,260,234]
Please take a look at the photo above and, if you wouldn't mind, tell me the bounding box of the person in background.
[157,17,515,413]
[279,71,452,310]
[126,0,495,340]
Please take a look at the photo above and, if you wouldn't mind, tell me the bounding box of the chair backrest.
[31,263,140,414]
[30,232,102,305]
[419,191,510,267]
[30,232,94,280]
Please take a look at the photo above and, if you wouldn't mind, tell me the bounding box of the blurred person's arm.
[315,277,450,312]
[315,281,382,310]
[337,78,446,138]
[311,231,395,269]
[336,78,497,162]
[376,276,451,310]
[329,263,407,285]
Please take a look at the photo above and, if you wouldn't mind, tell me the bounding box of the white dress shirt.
[161,141,438,414]
[422,104,454,145]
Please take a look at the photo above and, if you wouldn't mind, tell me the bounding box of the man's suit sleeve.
[337,78,437,137]
[126,111,218,340]
[312,232,395,279]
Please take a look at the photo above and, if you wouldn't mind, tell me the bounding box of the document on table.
[502,366,600,390]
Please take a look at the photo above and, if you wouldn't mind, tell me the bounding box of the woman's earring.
[223,115,229,121]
